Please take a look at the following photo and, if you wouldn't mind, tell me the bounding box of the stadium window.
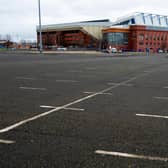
[139,42,144,45]
[138,34,144,41]
[145,34,148,40]
[150,35,152,40]
[163,34,166,40]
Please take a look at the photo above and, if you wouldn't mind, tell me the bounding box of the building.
[37,12,168,52]
[102,12,168,52]
[0,40,13,48]
[37,20,111,49]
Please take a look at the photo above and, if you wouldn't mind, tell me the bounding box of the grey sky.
[0,0,168,42]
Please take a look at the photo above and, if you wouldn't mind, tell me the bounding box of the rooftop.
[113,12,168,27]
[37,19,112,31]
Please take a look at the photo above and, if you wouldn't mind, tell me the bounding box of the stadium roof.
[113,12,168,27]
[37,19,112,31]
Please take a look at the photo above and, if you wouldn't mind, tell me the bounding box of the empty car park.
[0,52,168,167]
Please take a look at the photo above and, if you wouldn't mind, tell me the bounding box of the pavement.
[0,52,168,167]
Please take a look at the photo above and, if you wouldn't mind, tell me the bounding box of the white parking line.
[0,72,152,134]
[136,113,168,119]
[19,87,47,91]
[69,70,83,73]
[83,92,113,95]
[55,80,79,83]
[0,139,15,144]
[16,77,35,80]
[153,97,168,100]
[143,70,153,73]
[108,83,133,87]
[40,105,85,111]
[85,67,97,70]
[95,150,168,162]
[163,86,168,89]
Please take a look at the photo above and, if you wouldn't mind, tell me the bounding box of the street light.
[38,0,43,53]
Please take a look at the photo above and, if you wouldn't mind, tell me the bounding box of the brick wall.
[130,25,168,52]
[37,30,99,49]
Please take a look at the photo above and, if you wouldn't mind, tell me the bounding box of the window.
[145,34,148,40]
[150,35,153,40]
[138,34,144,41]
[139,42,144,45]
[103,32,128,45]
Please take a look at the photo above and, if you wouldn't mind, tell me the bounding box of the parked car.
[111,48,117,53]
[57,47,67,51]
[158,49,163,53]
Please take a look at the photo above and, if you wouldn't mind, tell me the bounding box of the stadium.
[37,12,168,52]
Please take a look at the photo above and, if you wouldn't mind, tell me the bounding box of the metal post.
[38,0,43,53]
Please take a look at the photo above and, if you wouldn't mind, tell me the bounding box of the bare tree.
[5,34,11,41]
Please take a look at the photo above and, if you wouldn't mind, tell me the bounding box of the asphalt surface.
[0,52,168,168]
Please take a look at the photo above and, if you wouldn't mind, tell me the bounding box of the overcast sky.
[0,0,168,42]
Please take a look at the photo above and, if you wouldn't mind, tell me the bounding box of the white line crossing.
[0,139,15,144]
[83,91,113,95]
[40,105,85,111]
[95,150,168,162]
[108,83,133,87]
[136,113,168,119]
[0,72,153,134]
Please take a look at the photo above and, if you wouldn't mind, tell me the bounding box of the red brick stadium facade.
[37,13,168,52]
[37,30,98,49]
[102,25,168,52]
[130,25,168,52]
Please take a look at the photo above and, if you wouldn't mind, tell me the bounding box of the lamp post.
[38,0,43,53]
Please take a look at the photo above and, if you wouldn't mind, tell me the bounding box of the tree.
[5,34,11,41]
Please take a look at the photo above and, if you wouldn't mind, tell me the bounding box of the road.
[0,52,168,167]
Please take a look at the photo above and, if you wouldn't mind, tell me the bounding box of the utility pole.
[38,0,43,53]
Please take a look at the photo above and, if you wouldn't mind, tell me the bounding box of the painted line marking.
[153,97,168,100]
[136,113,168,119]
[83,92,113,95]
[95,150,168,162]
[40,105,84,111]
[144,70,153,73]
[69,70,83,73]
[55,80,79,83]
[85,67,97,70]
[16,77,35,80]
[0,72,152,134]
[163,86,168,89]
[19,87,47,91]
[0,139,15,144]
[0,106,63,133]
[108,83,133,87]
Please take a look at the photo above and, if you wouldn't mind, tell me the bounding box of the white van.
[111,48,117,53]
